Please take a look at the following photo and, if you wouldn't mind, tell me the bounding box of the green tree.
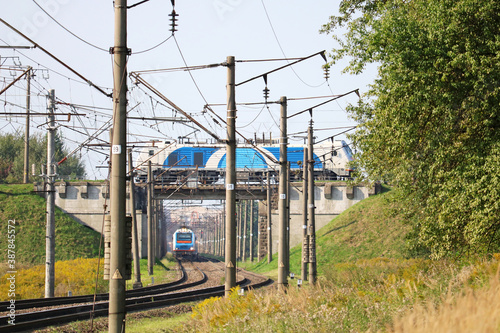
[0,133,23,180]
[322,0,500,258]
[52,131,86,180]
[0,131,86,183]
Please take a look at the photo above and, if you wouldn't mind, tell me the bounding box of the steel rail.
[0,260,272,332]
[0,261,187,311]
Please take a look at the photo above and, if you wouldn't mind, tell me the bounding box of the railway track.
[0,258,272,332]
[0,262,188,312]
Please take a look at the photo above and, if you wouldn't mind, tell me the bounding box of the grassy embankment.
[0,183,101,299]
[127,186,499,333]
[0,184,101,266]
[244,185,409,280]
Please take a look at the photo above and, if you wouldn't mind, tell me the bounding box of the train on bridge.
[135,141,354,184]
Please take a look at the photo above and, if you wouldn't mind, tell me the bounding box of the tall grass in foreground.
[178,256,500,332]
[391,273,500,333]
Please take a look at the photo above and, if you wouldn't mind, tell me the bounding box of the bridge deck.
[140,183,270,200]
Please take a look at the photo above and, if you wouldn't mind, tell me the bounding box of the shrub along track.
[0,258,272,332]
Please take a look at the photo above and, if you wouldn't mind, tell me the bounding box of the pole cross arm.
[236,50,327,87]
[0,67,31,96]
[287,89,360,119]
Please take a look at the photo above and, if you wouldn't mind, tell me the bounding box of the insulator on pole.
[169,9,179,33]
[323,65,330,81]
[263,86,270,103]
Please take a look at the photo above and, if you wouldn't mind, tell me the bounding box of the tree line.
[0,131,86,183]
[322,0,500,258]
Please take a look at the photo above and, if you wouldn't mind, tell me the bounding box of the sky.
[0,0,377,180]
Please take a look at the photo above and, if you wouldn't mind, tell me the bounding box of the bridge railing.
[134,168,352,187]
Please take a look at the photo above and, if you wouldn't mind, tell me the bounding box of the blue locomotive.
[136,141,354,183]
[172,227,198,260]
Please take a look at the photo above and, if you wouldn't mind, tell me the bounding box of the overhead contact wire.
[260,0,325,88]
[32,0,108,52]
[173,35,221,135]
[0,19,112,98]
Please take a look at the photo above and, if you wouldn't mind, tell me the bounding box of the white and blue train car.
[135,141,354,183]
[172,227,197,260]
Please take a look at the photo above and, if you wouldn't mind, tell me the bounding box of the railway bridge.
[40,180,380,261]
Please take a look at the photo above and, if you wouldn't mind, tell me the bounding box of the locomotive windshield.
[176,232,192,242]
[342,141,354,160]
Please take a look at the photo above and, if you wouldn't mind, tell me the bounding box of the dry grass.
[390,272,500,333]
[175,257,500,333]
[181,285,351,333]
